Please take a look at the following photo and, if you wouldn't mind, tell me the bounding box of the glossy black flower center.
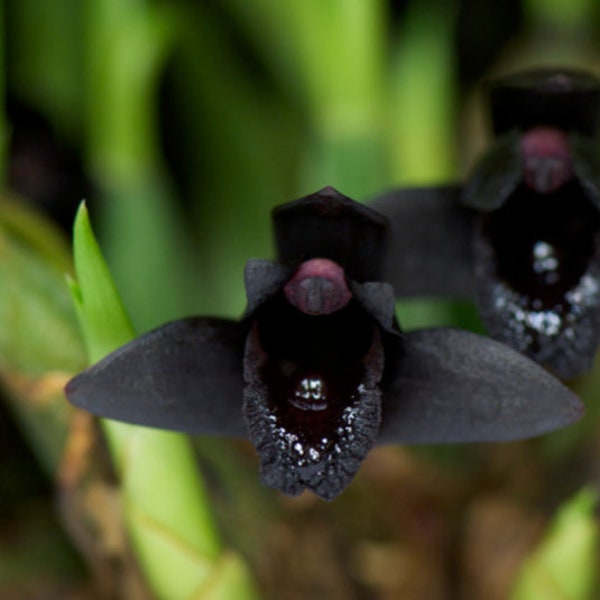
[484,179,599,308]
[243,265,384,499]
[259,295,374,443]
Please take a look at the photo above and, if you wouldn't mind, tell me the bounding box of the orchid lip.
[242,301,384,499]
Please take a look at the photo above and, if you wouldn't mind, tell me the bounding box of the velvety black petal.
[489,68,600,136]
[369,185,475,298]
[273,186,389,283]
[350,280,398,334]
[570,133,600,211]
[65,318,247,437]
[378,327,583,444]
[461,130,521,211]
[243,259,293,317]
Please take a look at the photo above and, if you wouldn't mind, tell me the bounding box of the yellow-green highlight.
[388,0,458,186]
[511,487,598,599]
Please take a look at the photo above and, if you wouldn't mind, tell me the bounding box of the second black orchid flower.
[66,187,582,500]
[372,68,600,379]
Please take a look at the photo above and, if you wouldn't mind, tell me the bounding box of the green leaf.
[511,488,599,600]
[84,0,200,331]
[0,196,84,375]
[0,198,85,474]
[69,202,134,361]
[69,203,260,600]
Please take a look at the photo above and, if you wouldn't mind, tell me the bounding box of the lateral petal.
[378,327,583,444]
[461,131,522,211]
[370,185,475,298]
[65,317,247,437]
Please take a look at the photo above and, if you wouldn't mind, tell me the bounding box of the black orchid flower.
[66,187,582,500]
[372,68,600,379]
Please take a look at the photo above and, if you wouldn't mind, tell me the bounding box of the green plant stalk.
[224,0,389,198]
[213,0,298,94]
[166,4,299,318]
[69,204,260,600]
[6,0,85,141]
[202,0,393,200]
[85,0,171,180]
[221,0,386,136]
[0,1,6,185]
[378,0,461,331]
[286,0,389,197]
[284,0,385,127]
[387,0,458,186]
[84,0,197,331]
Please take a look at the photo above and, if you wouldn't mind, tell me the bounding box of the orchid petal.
[461,131,521,211]
[378,327,583,444]
[350,280,398,334]
[273,186,389,282]
[243,259,292,317]
[488,68,600,137]
[569,133,600,211]
[65,318,247,437]
[370,185,475,298]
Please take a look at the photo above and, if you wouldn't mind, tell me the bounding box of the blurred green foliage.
[1,0,600,598]
[511,488,599,600]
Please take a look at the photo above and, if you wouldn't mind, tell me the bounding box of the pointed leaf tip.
[70,201,134,362]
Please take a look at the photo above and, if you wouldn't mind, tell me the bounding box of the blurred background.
[1,0,600,598]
